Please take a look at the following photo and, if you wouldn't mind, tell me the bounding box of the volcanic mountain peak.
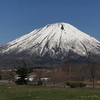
[0,22,100,59]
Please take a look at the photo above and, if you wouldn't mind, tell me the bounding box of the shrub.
[66,81,86,88]
[15,78,27,85]
[37,80,43,86]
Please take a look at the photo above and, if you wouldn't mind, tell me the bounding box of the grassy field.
[0,84,100,100]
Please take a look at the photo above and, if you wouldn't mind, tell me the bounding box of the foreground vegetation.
[0,84,100,100]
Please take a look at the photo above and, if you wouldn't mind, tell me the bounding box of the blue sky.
[0,0,100,45]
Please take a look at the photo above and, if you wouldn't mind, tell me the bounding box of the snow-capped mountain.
[0,22,100,67]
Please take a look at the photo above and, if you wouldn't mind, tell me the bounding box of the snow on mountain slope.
[0,22,100,59]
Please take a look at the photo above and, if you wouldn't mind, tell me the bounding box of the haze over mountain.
[0,22,100,67]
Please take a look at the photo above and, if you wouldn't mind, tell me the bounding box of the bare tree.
[87,51,97,88]
[50,57,56,85]
[35,69,44,86]
[77,64,88,82]
[89,63,97,88]
[61,62,72,82]
[8,68,14,83]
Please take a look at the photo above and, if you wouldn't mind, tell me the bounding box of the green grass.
[0,84,100,100]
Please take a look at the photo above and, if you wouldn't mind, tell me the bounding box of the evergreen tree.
[15,60,28,85]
